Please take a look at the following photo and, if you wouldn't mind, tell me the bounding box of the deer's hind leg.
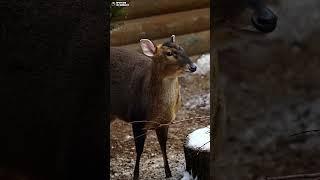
[132,121,147,180]
[156,125,172,178]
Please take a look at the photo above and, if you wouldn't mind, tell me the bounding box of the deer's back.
[110,47,151,122]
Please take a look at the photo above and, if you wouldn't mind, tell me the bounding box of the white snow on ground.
[184,53,210,110]
[186,126,210,151]
[184,93,210,110]
[181,171,198,180]
[194,54,210,75]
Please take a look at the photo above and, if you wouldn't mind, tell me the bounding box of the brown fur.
[110,38,194,179]
[110,45,184,128]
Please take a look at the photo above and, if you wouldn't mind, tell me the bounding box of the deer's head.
[140,35,197,78]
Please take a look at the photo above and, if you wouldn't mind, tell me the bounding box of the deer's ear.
[140,39,156,57]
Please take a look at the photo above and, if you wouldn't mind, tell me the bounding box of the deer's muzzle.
[187,63,197,73]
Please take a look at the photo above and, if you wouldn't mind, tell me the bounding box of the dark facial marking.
[162,41,177,49]
[162,41,184,52]
[161,40,196,72]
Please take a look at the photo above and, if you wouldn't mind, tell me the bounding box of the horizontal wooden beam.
[112,0,209,21]
[111,8,210,46]
[113,30,210,56]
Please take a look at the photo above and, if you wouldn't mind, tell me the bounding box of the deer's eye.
[166,52,173,56]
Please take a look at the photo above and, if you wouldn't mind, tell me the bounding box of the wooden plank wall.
[111,0,210,56]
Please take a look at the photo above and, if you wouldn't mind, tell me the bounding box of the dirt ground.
[110,55,210,180]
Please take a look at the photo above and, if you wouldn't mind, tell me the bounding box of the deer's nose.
[251,7,277,33]
[188,63,197,73]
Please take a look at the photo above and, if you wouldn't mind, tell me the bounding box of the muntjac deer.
[110,35,197,179]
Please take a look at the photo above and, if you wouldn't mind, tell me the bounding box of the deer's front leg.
[132,122,147,180]
[156,125,172,178]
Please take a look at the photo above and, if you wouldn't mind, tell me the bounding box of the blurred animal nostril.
[189,64,197,72]
[261,8,276,18]
[257,12,277,25]
[251,7,277,33]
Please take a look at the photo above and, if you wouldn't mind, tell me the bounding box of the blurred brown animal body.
[110,35,196,179]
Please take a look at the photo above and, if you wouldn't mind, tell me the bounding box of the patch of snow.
[184,93,210,110]
[195,54,210,75]
[181,171,198,180]
[186,126,210,151]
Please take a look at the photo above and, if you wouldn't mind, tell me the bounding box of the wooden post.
[184,127,210,180]
[210,43,227,180]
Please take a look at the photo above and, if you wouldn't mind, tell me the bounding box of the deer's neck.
[149,62,179,95]
[143,60,180,128]
[147,61,179,116]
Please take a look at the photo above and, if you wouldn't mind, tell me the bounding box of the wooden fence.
[110,0,210,56]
